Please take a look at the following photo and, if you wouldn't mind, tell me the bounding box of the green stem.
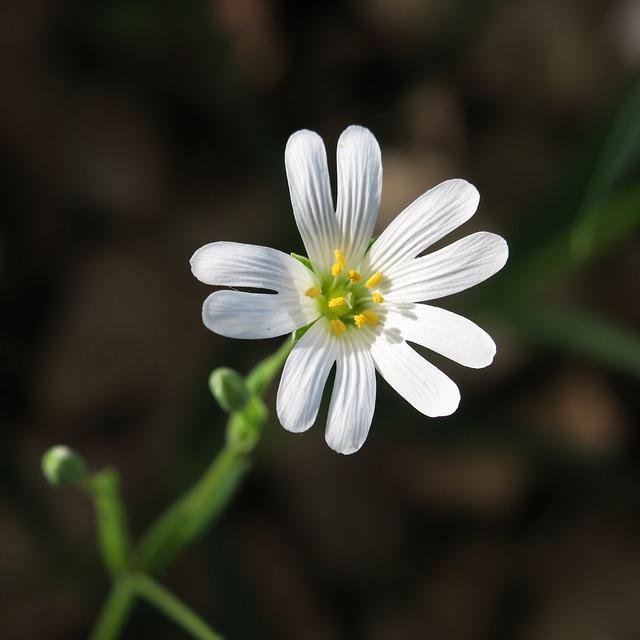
[571,79,640,259]
[133,337,294,574]
[132,574,224,640]
[86,469,131,576]
[245,337,294,395]
[501,299,640,378]
[89,577,136,640]
[133,442,252,573]
[88,337,294,639]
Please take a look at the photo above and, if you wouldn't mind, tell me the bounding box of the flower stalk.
[86,469,132,577]
[44,337,294,640]
[133,338,293,574]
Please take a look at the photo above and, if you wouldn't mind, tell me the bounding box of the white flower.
[191,126,508,455]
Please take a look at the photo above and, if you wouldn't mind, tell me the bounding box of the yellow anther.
[305,287,322,299]
[329,319,346,336]
[362,309,379,326]
[353,314,367,328]
[372,292,384,304]
[348,270,362,282]
[331,249,346,275]
[328,296,346,308]
[365,271,382,288]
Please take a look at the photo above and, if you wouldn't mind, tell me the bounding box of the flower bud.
[209,367,250,413]
[42,445,87,487]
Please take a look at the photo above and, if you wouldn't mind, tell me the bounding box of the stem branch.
[89,578,136,640]
[133,574,224,640]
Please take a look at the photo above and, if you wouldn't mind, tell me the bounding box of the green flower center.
[302,249,385,336]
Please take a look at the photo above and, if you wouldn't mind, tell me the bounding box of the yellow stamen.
[329,318,346,336]
[348,270,362,282]
[331,249,346,275]
[365,271,382,288]
[362,309,379,326]
[372,292,384,304]
[353,314,367,328]
[305,287,322,299]
[328,296,346,308]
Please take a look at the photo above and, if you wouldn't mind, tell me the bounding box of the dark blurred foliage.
[1,0,640,638]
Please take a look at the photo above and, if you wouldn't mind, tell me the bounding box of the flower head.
[191,126,508,454]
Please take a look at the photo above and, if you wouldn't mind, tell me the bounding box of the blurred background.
[2,0,640,638]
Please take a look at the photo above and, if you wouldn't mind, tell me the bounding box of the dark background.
[2,0,640,638]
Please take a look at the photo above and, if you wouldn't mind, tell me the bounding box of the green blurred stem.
[90,574,223,640]
[133,337,294,573]
[245,337,294,395]
[571,79,640,259]
[133,574,224,640]
[89,577,136,640]
[88,337,294,638]
[501,300,640,378]
[86,469,132,577]
[133,442,252,573]
[499,184,640,294]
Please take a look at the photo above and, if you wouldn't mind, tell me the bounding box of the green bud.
[226,395,267,452]
[209,367,250,413]
[42,445,87,487]
[227,414,259,453]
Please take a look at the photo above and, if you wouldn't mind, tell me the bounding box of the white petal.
[202,290,317,339]
[385,303,496,368]
[285,130,338,269]
[383,232,508,302]
[190,241,315,292]
[365,179,479,273]
[277,320,336,433]
[325,331,376,455]
[371,336,460,417]
[336,125,382,266]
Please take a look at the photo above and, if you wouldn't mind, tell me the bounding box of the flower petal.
[285,130,338,269]
[385,303,496,368]
[365,179,479,273]
[383,232,508,302]
[202,290,317,339]
[190,241,315,292]
[371,336,460,417]
[336,125,382,266]
[325,331,376,455]
[277,319,336,433]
